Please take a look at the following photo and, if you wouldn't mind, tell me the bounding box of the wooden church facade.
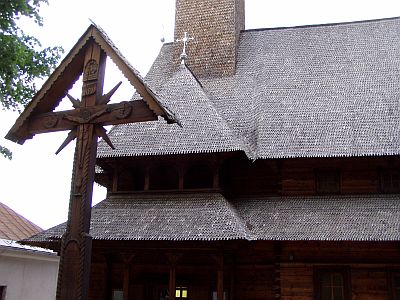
[22,0,400,299]
[85,154,400,300]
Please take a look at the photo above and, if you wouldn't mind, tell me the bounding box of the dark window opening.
[117,167,145,191]
[184,164,213,189]
[150,165,179,190]
[315,269,350,300]
[316,170,341,194]
[380,169,400,193]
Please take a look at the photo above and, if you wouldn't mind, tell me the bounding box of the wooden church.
[17,0,400,299]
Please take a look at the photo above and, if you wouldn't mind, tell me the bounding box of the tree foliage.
[0,0,63,159]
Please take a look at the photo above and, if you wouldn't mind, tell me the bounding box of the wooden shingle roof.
[98,17,400,160]
[26,193,400,243]
[0,202,42,241]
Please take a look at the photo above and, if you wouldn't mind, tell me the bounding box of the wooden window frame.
[314,267,351,300]
[175,286,188,299]
[315,170,341,195]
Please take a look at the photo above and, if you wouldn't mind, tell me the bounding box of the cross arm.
[21,100,158,138]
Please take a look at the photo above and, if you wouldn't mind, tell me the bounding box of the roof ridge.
[243,16,400,33]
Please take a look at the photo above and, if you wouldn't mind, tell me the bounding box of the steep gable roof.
[99,17,400,160]
[98,64,246,157]
[0,202,42,241]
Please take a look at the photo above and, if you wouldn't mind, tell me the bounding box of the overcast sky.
[1,0,400,230]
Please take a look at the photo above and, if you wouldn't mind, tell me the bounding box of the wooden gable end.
[6,23,176,145]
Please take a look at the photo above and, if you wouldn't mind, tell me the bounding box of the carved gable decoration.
[6,23,177,145]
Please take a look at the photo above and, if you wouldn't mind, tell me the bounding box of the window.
[380,169,400,193]
[315,269,350,300]
[212,291,227,300]
[184,163,213,189]
[117,167,145,191]
[391,272,400,300]
[112,290,123,300]
[0,286,6,300]
[150,165,179,190]
[176,287,188,299]
[316,170,341,194]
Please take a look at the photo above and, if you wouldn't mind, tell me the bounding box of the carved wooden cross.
[6,24,176,300]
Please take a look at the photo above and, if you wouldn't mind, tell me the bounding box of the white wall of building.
[0,241,59,300]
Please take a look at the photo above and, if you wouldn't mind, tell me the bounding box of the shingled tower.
[174,0,245,76]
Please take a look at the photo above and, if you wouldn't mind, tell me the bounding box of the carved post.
[56,43,106,300]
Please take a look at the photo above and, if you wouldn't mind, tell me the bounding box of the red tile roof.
[0,202,42,241]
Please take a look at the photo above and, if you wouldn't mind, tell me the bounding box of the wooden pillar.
[179,171,184,190]
[166,254,181,300]
[122,254,135,300]
[169,264,176,300]
[212,253,224,300]
[56,42,106,300]
[230,255,236,300]
[112,167,119,193]
[273,242,282,300]
[213,167,219,189]
[144,166,150,191]
[217,257,224,300]
[212,155,220,189]
[104,254,112,300]
[178,164,184,190]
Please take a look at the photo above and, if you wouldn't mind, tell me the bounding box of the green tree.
[0,0,63,159]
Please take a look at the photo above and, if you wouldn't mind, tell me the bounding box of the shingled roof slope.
[99,17,400,159]
[26,193,400,243]
[232,194,400,241]
[0,202,42,241]
[26,193,250,242]
[98,64,245,157]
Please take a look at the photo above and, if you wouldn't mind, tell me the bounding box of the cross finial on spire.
[176,32,194,64]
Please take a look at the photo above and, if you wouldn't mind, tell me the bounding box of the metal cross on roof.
[176,32,194,64]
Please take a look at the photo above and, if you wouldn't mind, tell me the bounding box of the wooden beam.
[27,100,157,136]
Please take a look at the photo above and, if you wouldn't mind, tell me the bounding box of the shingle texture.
[233,194,400,241]
[0,202,42,241]
[27,193,249,242]
[26,193,400,243]
[98,17,400,160]
[98,65,246,157]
